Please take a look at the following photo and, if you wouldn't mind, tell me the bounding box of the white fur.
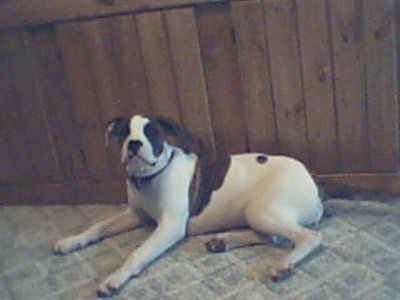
[54,115,324,297]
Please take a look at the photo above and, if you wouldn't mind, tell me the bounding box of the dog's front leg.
[97,217,186,297]
[54,208,140,255]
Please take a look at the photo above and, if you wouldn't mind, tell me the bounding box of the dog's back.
[187,153,322,234]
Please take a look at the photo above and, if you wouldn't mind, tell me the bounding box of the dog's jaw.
[124,142,173,177]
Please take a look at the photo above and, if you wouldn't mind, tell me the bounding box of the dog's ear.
[154,116,203,154]
[154,117,188,138]
[105,116,130,147]
[153,116,192,144]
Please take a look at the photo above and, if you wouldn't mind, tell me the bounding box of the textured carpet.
[1,198,399,299]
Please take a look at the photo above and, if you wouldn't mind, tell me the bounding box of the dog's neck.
[128,150,175,190]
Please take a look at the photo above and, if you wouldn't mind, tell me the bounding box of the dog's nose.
[127,140,143,155]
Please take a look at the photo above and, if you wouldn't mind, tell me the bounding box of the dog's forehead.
[130,115,150,136]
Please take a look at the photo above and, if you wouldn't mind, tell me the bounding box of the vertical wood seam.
[162,10,185,124]
[293,0,310,165]
[261,0,280,154]
[325,0,340,172]
[23,28,63,182]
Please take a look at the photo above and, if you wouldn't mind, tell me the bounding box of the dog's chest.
[132,180,168,220]
[127,150,196,221]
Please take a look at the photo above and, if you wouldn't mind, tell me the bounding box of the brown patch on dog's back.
[189,155,231,216]
[153,116,232,216]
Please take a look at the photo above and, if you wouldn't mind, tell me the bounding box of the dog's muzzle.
[123,140,156,167]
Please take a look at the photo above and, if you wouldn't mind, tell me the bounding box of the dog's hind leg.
[205,230,287,253]
[205,230,264,252]
[245,208,322,281]
[54,208,140,255]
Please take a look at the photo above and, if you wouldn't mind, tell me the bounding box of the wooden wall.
[0,0,399,204]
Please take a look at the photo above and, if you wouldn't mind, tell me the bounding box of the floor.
[1,199,399,300]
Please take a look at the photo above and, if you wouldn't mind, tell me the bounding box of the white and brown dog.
[54,114,362,297]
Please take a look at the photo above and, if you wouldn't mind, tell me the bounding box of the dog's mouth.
[122,152,156,167]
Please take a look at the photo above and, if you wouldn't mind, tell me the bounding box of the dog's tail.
[312,175,395,202]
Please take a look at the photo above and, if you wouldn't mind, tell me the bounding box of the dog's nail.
[270,266,293,282]
[97,289,111,298]
[205,238,227,253]
[97,282,120,298]
[97,287,118,298]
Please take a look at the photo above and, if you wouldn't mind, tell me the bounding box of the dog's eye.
[144,123,164,157]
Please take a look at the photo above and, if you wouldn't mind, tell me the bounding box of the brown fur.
[189,156,231,216]
[154,117,233,217]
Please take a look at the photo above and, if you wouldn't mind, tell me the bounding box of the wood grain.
[296,0,338,172]
[363,0,399,172]
[0,30,33,185]
[103,15,151,115]
[1,1,399,205]
[0,29,62,184]
[263,0,309,163]
[196,3,247,155]
[231,0,278,154]
[0,180,126,205]
[136,11,181,121]
[165,8,216,152]
[56,22,112,181]
[28,26,84,182]
[0,0,227,30]
[328,0,370,172]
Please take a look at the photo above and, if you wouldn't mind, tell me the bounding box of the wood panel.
[0,180,126,205]
[136,11,182,121]
[0,30,33,185]
[0,0,227,30]
[263,0,309,163]
[56,22,112,181]
[328,0,370,172]
[1,0,400,205]
[103,15,151,115]
[296,0,339,173]
[28,26,87,182]
[363,0,398,172]
[78,19,127,178]
[196,3,248,155]
[231,1,279,154]
[164,8,216,151]
[0,29,62,185]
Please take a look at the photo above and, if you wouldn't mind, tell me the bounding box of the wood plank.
[328,0,370,172]
[263,0,309,163]
[195,3,247,155]
[316,173,400,197]
[0,180,126,205]
[296,0,338,173]
[0,0,227,30]
[0,29,62,184]
[136,11,181,121]
[55,22,112,181]
[0,30,31,185]
[28,25,86,181]
[363,0,398,172]
[101,15,152,171]
[231,0,279,154]
[103,15,151,116]
[78,19,126,179]
[164,8,216,152]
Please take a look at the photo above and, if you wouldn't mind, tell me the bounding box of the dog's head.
[106,115,191,177]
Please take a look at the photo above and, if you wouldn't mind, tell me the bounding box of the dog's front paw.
[97,268,131,298]
[97,281,119,298]
[270,264,293,282]
[53,235,85,255]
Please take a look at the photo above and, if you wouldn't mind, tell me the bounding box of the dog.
[54,114,375,297]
